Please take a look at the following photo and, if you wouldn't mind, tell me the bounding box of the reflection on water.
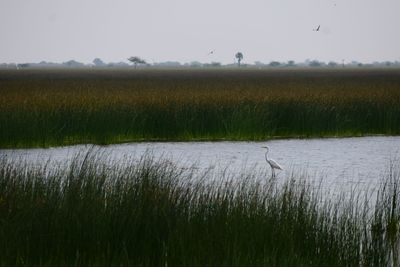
[1,136,399,194]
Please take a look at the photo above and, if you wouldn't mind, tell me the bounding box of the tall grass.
[1,69,400,147]
[0,150,399,266]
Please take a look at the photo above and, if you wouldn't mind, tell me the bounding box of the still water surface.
[1,136,399,194]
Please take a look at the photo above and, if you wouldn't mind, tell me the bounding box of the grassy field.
[0,151,399,266]
[1,68,400,147]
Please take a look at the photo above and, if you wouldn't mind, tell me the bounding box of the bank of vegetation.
[1,69,400,147]
[0,151,399,266]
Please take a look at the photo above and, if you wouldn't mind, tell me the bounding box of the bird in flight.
[208,50,215,55]
[313,25,321,32]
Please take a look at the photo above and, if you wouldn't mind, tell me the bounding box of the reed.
[1,68,400,147]
[0,150,399,266]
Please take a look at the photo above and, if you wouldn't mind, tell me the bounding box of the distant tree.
[17,63,30,68]
[385,61,392,67]
[93,58,106,67]
[286,60,296,67]
[203,62,222,68]
[189,61,202,68]
[128,56,146,69]
[153,61,181,67]
[63,60,84,68]
[308,60,323,67]
[235,52,243,67]
[269,61,281,67]
[211,62,221,67]
[328,61,338,67]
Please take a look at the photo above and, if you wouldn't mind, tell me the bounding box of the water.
[1,136,399,194]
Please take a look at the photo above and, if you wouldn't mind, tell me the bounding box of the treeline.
[1,58,400,69]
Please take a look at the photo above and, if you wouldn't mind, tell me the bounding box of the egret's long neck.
[265,149,269,161]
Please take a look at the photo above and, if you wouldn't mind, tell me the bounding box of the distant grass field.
[0,151,399,266]
[1,68,400,147]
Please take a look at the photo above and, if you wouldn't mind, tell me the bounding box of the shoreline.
[1,133,397,150]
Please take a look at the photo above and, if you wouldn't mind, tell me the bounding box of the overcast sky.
[0,0,399,64]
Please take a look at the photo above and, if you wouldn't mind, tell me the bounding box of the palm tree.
[235,52,243,67]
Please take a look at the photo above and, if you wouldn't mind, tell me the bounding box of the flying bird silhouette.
[313,25,321,31]
[208,50,215,55]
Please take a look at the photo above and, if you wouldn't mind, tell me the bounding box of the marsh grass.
[1,69,400,147]
[0,150,399,266]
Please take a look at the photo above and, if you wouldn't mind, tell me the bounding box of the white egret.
[261,146,283,178]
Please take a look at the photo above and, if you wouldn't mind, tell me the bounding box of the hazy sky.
[1,0,399,64]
